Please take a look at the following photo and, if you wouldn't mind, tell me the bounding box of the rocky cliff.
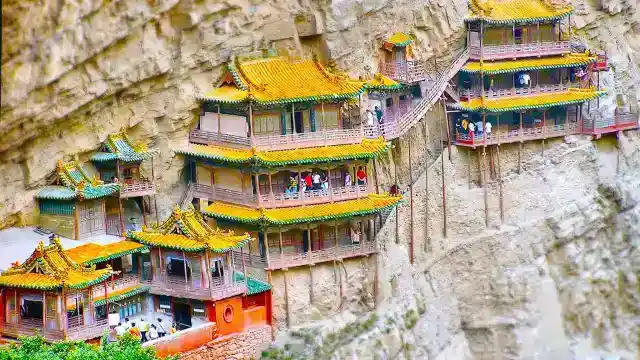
[2,0,639,359]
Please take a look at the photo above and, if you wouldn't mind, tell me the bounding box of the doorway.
[291,111,304,133]
[173,303,192,330]
[514,28,523,44]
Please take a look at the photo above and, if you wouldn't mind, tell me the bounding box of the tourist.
[356,167,367,186]
[375,106,383,124]
[170,323,177,335]
[139,317,149,342]
[475,120,483,136]
[468,122,475,140]
[485,121,492,137]
[123,317,131,331]
[366,109,375,126]
[115,322,126,337]
[285,176,297,195]
[148,324,159,341]
[321,172,329,191]
[312,171,322,190]
[156,318,167,337]
[129,322,141,340]
[304,173,313,192]
[107,326,118,343]
[344,172,352,187]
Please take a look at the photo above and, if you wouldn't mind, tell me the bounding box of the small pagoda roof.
[176,138,391,168]
[0,237,113,291]
[90,131,153,163]
[199,56,399,106]
[203,194,402,226]
[467,0,573,24]
[364,73,405,91]
[383,32,414,47]
[449,88,605,113]
[127,206,252,252]
[462,54,596,74]
[65,240,147,266]
[36,160,120,201]
[233,272,272,295]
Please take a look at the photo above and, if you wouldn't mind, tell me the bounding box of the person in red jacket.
[304,173,313,192]
[356,167,367,185]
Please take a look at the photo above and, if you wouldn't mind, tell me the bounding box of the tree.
[0,334,178,360]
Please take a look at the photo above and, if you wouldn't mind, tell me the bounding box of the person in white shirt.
[312,172,321,190]
[123,318,131,331]
[344,173,352,187]
[485,122,492,137]
[148,324,159,340]
[475,121,483,136]
[115,322,126,337]
[366,109,375,126]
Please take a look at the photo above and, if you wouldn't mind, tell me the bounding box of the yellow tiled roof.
[0,238,113,291]
[65,241,146,265]
[384,32,414,47]
[451,88,606,112]
[128,206,252,253]
[204,194,403,226]
[201,57,368,105]
[468,0,573,24]
[176,138,391,167]
[462,54,596,74]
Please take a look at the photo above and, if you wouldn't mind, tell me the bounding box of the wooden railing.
[460,83,577,99]
[455,123,579,146]
[2,318,64,341]
[190,128,364,151]
[240,241,377,270]
[143,273,246,301]
[469,41,571,60]
[92,274,140,299]
[379,60,429,83]
[191,183,370,208]
[67,318,109,341]
[582,112,638,135]
[120,180,156,198]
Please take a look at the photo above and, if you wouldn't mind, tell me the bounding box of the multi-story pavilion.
[90,131,158,234]
[448,0,607,147]
[35,160,121,239]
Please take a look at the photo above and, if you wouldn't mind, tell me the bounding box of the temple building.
[446,0,622,146]
[35,132,158,239]
[177,52,403,327]
[0,208,272,344]
[35,160,121,239]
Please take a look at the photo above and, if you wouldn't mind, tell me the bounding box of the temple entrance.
[173,303,192,330]
[291,111,304,133]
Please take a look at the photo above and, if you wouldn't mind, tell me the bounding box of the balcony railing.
[469,41,571,60]
[192,183,370,208]
[455,123,579,146]
[143,273,246,301]
[2,318,64,341]
[267,241,377,270]
[67,318,109,341]
[460,83,578,99]
[92,274,140,299]
[379,60,429,83]
[582,112,638,135]
[189,128,364,151]
[119,180,156,198]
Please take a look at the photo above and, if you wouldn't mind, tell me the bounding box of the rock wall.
[180,324,272,360]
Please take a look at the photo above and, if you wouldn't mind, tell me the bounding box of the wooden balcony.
[460,83,578,100]
[455,123,579,147]
[469,41,570,60]
[66,318,109,341]
[192,183,371,209]
[379,60,429,83]
[189,128,364,151]
[143,274,246,301]
[91,274,140,299]
[119,180,156,198]
[233,241,377,271]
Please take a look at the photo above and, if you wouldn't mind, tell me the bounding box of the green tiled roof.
[90,132,153,163]
[36,186,77,200]
[93,285,151,307]
[37,160,120,201]
[233,272,272,295]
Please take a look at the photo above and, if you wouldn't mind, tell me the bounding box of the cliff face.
[2,0,639,359]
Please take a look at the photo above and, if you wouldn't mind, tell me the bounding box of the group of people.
[112,317,176,343]
[285,168,367,195]
[365,106,384,126]
[457,118,492,139]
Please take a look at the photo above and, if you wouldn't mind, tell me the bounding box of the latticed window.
[39,200,74,216]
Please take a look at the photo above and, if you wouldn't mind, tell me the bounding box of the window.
[118,295,144,319]
[158,296,171,314]
[39,200,74,216]
[191,301,206,317]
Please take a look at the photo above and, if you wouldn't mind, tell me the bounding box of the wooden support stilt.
[339,261,344,311]
[616,131,621,174]
[467,148,472,189]
[151,156,159,225]
[283,270,290,328]
[482,112,489,228]
[441,99,452,162]
[424,115,430,253]
[141,196,147,227]
[373,254,379,308]
[309,265,314,304]
[394,140,399,244]
[372,158,379,194]
[408,133,414,264]
[477,148,483,187]
[440,117,448,239]
[518,142,522,174]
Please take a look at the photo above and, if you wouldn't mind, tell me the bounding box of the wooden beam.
[482,113,489,228]
[283,270,290,328]
[408,133,414,264]
[424,113,430,253]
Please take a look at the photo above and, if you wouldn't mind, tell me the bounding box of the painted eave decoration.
[203,194,403,226]
[93,285,151,307]
[198,57,402,106]
[461,53,597,75]
[466,0,573,24]
[233,272,272,295]
[384,32,414,47]
[0,237,113,291]
[175,138,392,168]
[65,241,147,266]
[127,205,252,253]
[90,131,153,163]
[448,88,606,112]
